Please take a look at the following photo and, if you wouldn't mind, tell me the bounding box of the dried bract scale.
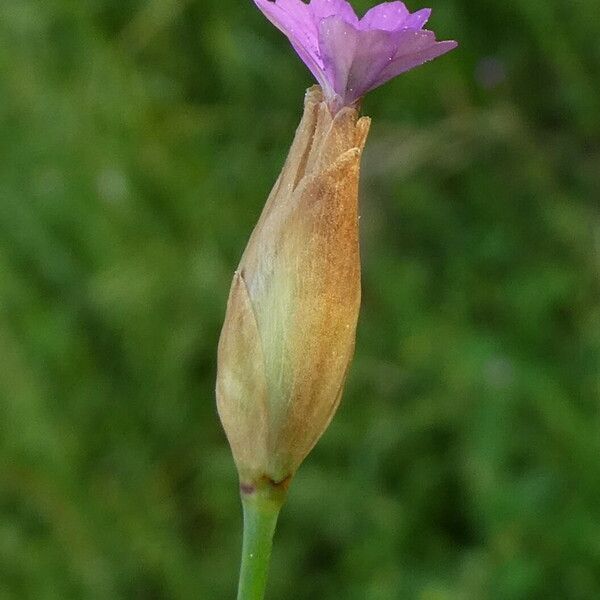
[217,86,370,488]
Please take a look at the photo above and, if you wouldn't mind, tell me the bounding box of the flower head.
[254,0,457,109]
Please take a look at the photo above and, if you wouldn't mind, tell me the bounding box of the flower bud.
[216,86,370,489]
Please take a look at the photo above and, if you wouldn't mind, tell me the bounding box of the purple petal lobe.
[254,0,327,89]
[318,16,360,100]
[375,39,458,87]
[403,8,432,29]
[345,29,404,102]
[347,28,437,100]
[392,28,437,55]
[360,1,409,31]
[310,0,359,26]
[254,0,319,59]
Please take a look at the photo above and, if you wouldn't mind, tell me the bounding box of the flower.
[217,87,370,488]
[254,0,457,109]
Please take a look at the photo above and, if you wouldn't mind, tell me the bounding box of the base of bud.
[237,478,288,600]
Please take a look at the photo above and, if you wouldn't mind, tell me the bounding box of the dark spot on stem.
[265,474,292,492]
[240,483,255,495]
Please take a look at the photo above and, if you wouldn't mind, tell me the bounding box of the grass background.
[1,0,599,598]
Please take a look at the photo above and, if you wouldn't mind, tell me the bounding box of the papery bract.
[217,87,370,487]
[254,0,457,109]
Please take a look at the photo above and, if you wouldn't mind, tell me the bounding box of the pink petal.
[317,16,360,99]
[372,39,458,89]
[403,8,432,30]
[345,28,437,102]
[309,0,359,27]
[254,0,327,89]
[360,1,409,31]
[345,28,407,102]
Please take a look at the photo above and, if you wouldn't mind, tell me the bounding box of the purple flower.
[254,0,457,109]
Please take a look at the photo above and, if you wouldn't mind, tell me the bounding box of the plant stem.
[236,483,286,600]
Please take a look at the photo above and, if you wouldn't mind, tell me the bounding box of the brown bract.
[216,86,371,488]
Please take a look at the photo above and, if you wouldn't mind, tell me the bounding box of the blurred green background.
[1,0,599,598]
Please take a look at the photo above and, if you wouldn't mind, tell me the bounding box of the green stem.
[236,483,286,600]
